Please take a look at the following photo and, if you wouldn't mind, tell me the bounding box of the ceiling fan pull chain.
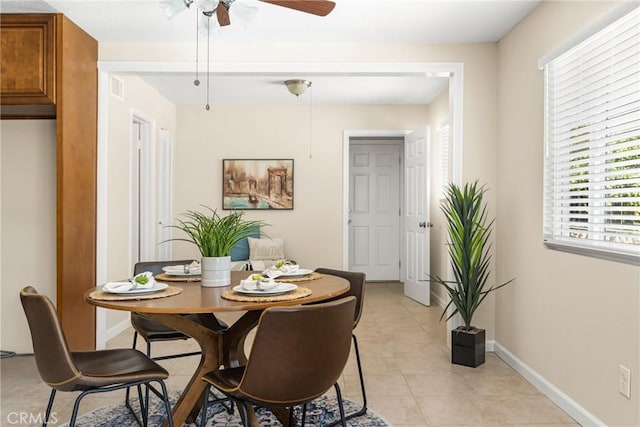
[194,10,200,86]
[205,14,211,111]
[309,84,313,159]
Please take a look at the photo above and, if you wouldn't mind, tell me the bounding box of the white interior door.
[348,143,401,280]
[403,129,431,305]
[157,129,174,261]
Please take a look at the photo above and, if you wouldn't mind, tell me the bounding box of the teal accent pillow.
[230,226,260,261]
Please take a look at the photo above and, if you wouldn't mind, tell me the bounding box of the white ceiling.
[0,0,540,105]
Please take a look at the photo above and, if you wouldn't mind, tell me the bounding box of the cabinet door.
[1,14,56,107]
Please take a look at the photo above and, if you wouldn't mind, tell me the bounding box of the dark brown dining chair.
[314,267,368,421]
[20,286,174,427]
[198,296,357,427]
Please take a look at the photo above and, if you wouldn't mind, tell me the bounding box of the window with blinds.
[543,7,640,263]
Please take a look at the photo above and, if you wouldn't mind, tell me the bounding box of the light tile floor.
[1,282,578,426]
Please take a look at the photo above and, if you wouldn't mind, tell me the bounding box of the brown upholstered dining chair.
[198,296,357,427]
[314,267,368,421]
[20,286,174,427]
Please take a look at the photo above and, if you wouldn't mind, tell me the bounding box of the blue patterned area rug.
[67,391,389,426]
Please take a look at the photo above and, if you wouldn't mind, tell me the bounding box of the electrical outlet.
[619,365,631,399]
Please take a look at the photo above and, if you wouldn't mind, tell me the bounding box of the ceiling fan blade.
[216,3,231,26]
[259,0,336,17]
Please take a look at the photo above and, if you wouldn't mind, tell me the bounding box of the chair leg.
[137,384,146,427]
[352,333,368,415]
[288,406,295,426]
[199,386,211,427]
[326,334,368,427]
[236,400,250,427]
[334,383,347,427]
[132,330,139,350]
[69,389,92,427]
[301,403,308,427]
[42,389,56,427]
[125,331,140,415]
[156,379,175,427]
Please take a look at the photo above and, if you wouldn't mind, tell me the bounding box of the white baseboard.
[486,339,495,352]
[105,316,131,342]
[430,289,447,310]
[493,341,605,427]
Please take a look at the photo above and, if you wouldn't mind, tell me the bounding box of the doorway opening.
[130,111,155,269]
[344,129,433,306]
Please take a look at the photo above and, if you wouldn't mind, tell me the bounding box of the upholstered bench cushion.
[230,226,261,261]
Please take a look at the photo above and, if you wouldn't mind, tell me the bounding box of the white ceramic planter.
[201,256,231,287]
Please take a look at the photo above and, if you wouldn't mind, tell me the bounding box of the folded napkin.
[164,261,201,274]
[263,261,300,278]
[241,276,279,291]
[278,263,300,274]
[103,271,155,293]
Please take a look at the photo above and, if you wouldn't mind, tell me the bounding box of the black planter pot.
[451,327,485,367]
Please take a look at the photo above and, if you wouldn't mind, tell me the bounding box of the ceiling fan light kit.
[285,79,312,97]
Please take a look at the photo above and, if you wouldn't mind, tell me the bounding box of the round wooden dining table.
[84,270,350,427]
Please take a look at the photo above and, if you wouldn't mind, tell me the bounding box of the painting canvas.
[223,159,294,210]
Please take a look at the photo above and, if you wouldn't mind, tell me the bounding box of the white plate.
[162,266,201,276]
[232,282,297,296]
[277,268,313,278]
[103,282,169,295]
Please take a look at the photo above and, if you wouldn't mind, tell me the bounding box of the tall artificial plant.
[170,206,265,258]
[430,181,513,331]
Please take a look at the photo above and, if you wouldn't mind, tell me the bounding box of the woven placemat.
[155,273,202,282]
[222,286,312,302]
[88,286,183,301]
[275,272,323,283]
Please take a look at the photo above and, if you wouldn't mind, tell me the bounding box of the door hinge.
[399,260,401,268]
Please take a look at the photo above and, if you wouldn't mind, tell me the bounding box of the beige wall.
[497,1,639,425]
[105,75,177,330]
[172,104,429,268]
[1,120,57,353]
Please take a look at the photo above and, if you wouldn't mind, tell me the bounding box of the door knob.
[419,222,426,228]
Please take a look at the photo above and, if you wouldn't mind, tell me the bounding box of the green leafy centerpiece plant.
[429,181,514,367]
[170,206,265,287]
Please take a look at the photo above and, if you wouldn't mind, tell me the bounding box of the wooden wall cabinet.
[1,14,56,119]
[1,14,98,350]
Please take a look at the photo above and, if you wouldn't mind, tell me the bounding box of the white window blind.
[543,7,640,263]
[438,123,450,197]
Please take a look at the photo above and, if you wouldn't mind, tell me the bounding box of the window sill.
[544,240,640,266]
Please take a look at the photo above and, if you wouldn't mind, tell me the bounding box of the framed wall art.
[223,159,294,210]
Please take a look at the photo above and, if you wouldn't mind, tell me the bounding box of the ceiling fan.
[161,0,335,110]
[161,0,336,30]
